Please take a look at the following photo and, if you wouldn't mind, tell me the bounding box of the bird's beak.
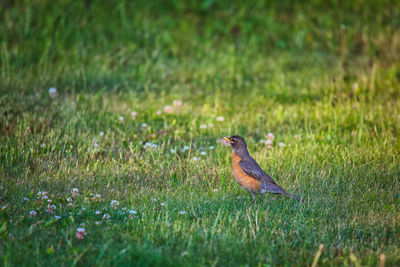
[223,137,231,142]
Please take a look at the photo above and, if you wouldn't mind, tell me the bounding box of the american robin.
[223,135,298,202]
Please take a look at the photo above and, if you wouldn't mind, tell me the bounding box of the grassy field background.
[1,0,400,266]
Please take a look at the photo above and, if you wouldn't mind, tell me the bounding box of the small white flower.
[47,199,52,203]
[23,197,29,201]
[99,131,104,136]
[213,189,218,192]
[119,116,125,123]
[121,207,127,211]
[208,123,214,129]
[48,87,58,98]
[173,100,182,109]
[95,210,102,215]
[95,221,101,225]
[131,111,137,119]
[141,123,147,128]
[160,202,166,206]
[92,194,101,200]
[163,105,173,114]
[53,215,61,220]
[156,110,162,115]
[352,83,359,91]
[117,210,126,215]
[209,146,214,149]
[46,204,56,214]
[200,151,206,155]
[128,209,137,215]
[193,157,199,161]
[170,148,175,153]
[110,200,119,209]
[71,188,79,197]
[216,116,225,122]
[102,213,111,220]
[40,143,46,148]
[152,144,158,148]
[278,142,286,147]
[265,140,273,145]
[294,135,301,140]
[179,211,187,215]
[151,198,157,202]
[183,145,189,151]
[200,124,207,129]
[37,191,48,200]
[266,133,274,141]
[93,142,100,150]
[29,210,37,217]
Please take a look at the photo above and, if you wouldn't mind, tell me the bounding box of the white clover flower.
[170,149,175,153]
[76,227,87,239]
[92,194,101,200]
[193,157,199,161]
[209,146,214,149]
[102,213,111,220]
[95,210,102,215]
[48,87,58,98]
[213,189,219,192]
[37,191,48,200]
[163,105,173,114]
[278,142,286,147]
[131,111,137,119]
[128,209,137,215]
[110,200,119,209]
[29,210,37,217]
[53,215,61,220]
[93,143,100,150]
[141,123,148,128]
[71,188,79,197]
[216,116,225,122]
[200,151,206,155]
[265,140,273,145]
[156,110,162,115]
[160,203,166,206]
[266,133,274,141]
[183,145,189,151]
[99,131,104,136]
[173,100,182,109]
[179,211,187,215]
[47,199,52,203]
[95,221,101,225]
[119,116,125,123]
[200,124,207,129]
[151,198,157,202]
[46,204,56,214]
[208,123,214,129]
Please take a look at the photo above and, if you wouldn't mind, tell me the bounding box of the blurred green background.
[1,0,400,266]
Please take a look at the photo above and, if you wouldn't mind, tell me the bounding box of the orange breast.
[232,152,261,193]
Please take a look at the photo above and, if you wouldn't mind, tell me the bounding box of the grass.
[1,0,400,266]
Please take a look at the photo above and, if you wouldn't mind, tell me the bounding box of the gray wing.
[239,157,277,185]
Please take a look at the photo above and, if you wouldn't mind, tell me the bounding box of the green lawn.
[1,0,400,266]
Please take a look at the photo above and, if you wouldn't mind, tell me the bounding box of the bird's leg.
[251,193,258,204]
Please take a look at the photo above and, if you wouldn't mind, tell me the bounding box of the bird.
[223,135,299,202]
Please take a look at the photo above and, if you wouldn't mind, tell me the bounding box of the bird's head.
[223,135,247,153]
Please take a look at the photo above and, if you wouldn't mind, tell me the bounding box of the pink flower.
[163,105,173,114]
[266,133,274,141]
[76,228,87,239]
[29,210,37,217]
[71,188,79,197]
[278,142,286,147]
[173,100,182,109]
[131,111,137,119]
[216,116,225,122]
